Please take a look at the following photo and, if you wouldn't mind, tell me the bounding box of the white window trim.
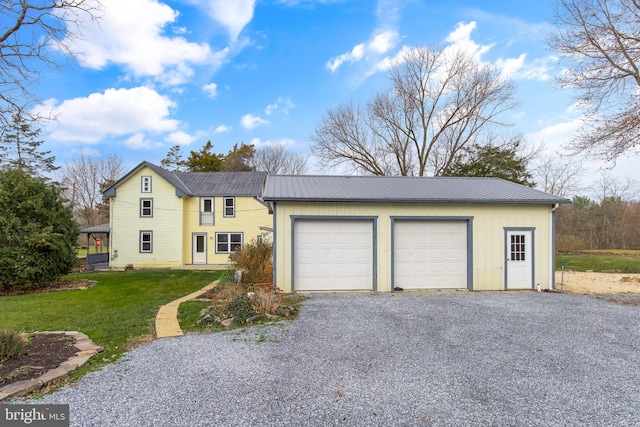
[215,232,243,254]
[141,176,152,193]
[223,196,235,218]
[140,198,153,217]
[140,231,153,253]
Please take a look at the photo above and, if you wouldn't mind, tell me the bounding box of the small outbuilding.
[262,175,570,293]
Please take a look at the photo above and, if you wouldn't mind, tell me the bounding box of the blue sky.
[32,0,637,188]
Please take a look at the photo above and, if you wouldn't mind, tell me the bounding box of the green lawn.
[556,252,640,273]
[76,246,109,257]
[0,270,221,376]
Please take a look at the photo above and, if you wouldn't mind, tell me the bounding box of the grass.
[556,252,640,273]
[0,269,221,380]
[178,301,213,333]
[76,246,104,257]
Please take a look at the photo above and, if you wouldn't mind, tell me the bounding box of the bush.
[232,239,273,288]
[124,264,134,271]
[0,331,25,363]
[228,293,255,324]
[0,168,79,290]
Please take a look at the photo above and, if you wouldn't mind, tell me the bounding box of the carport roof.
[262,175,571,204]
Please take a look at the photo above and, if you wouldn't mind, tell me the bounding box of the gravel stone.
[27,292,640,426]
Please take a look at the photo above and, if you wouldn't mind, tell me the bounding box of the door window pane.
[510,234,525,261]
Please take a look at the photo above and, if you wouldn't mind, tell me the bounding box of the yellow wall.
[181,196,272,265]
[109,167,184,268]
[109,166,272,268]
[273,202,556,293]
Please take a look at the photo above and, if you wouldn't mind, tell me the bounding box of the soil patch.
[0,280,97,296]
[0,334,78,388]
[555,271,640,306]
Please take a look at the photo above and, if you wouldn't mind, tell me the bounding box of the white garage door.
[394,220,467,289]
[294,219,373,291]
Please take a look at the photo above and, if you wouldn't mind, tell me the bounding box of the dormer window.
[141,176,152,193]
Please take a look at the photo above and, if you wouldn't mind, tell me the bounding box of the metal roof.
[176,171,267,196]
[79,223,110,234]
[262,175,571,204]
[103,162,267,197]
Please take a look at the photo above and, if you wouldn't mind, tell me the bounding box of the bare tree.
[311,47,519,176]
[250,145,308,174]
[533,156,584,197]
[549,0,640,160]
[56,153,124,227]
[0,0,101,125]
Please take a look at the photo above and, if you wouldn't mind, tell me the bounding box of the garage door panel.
[394,220,467,289]
[294,219,373,291]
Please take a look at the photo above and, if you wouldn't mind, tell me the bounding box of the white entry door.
[506,230,532,289]
[193,234,207,264]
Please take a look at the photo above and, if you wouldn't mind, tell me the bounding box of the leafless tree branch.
[311,46,519,176]
[549,0,640,160]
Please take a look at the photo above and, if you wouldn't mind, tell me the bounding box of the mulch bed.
[0,334,78,388]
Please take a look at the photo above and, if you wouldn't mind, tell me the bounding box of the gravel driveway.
[34,291,640,426]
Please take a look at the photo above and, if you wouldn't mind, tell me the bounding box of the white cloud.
[166,131,196,145]
[241,114,270,129]
[327,29,399,72]
[35,87,180,144]
[265,97,296,116]
[496,53,556,82]
[125,133,154,150]
[443,21,494,61]
[215,125,232,133]
[206,0,256,41]
[202,82,219,98]
[528,117,584,156]
[63,0,227,85]
[249,137,296,147]
[326,0,403,73]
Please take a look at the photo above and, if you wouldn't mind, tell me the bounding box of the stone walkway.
[155,281,218,338]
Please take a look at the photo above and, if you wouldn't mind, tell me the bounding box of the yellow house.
[103,162,270,269]
[262,175,571,293]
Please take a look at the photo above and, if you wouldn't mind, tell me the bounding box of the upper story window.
[223,197,235,217]
[141,176,152,193]
[200,197,214,225]
[140,198,153,217]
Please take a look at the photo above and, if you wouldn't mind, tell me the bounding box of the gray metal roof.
[262,175,571,204]
[103,162,267,197]
[176,171,267,196]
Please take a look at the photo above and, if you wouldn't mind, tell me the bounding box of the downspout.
[550,203,559,290]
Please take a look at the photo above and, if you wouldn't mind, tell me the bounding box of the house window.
[141,176,152,193]
[216,232,242,253]
[140,231,153,253]
[140,198,153,217]
[223,197,235,217]
[200,198,214,225]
